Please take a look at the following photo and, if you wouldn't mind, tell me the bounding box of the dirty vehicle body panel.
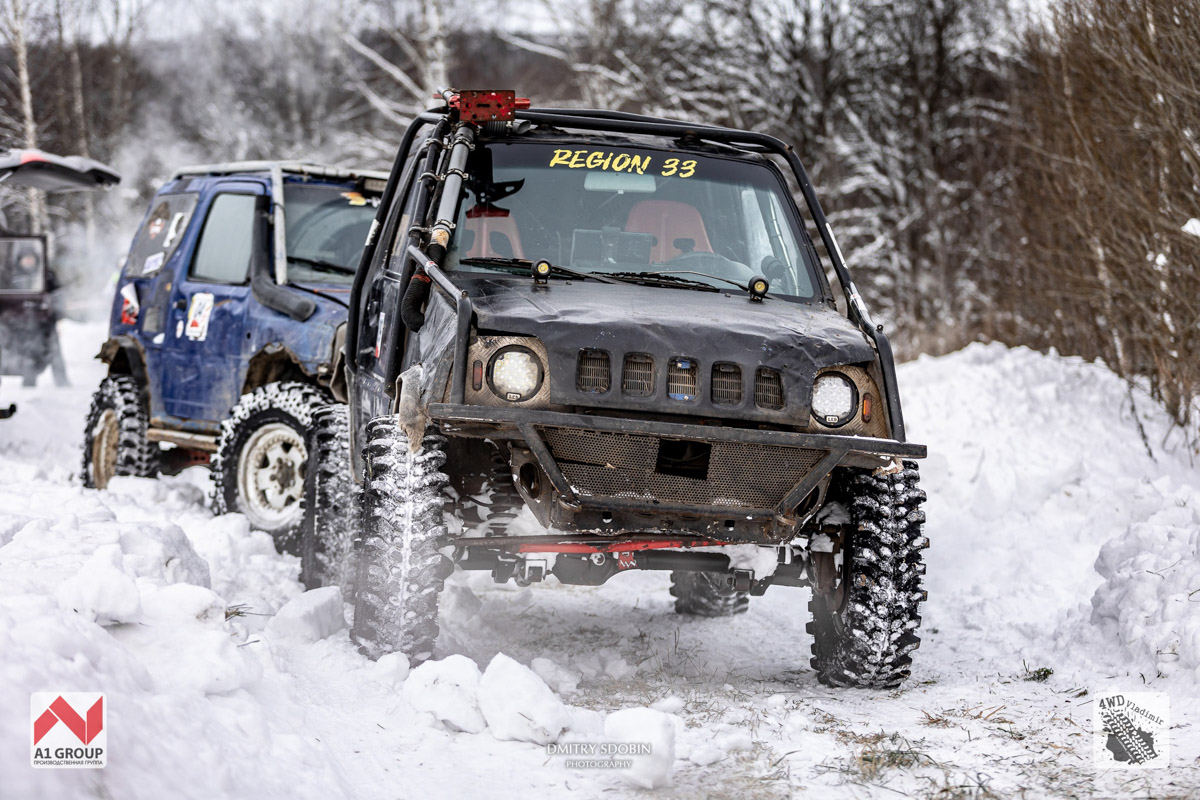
[86,161,384,543]
[0,149,120,400]
[348,100,926,568]
[101,163,384,444]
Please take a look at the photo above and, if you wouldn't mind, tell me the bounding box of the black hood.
[458,274,876,423]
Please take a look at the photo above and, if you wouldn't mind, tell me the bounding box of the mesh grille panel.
[711,363,743,405]
[576,349,611,393]
[667,359,698,401]
[622,353,654,396]
[755,368,784,410]
[542,427,825,508]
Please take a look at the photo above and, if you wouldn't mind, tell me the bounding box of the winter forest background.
[1,0,1198,429]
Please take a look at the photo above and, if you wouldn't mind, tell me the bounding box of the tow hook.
[516,558,548,586]
[729,569,753,593]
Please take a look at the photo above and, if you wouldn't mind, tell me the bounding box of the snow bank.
[266,586,345,642]
[403,654,487,733]
[1089,482,1200,680]
[901,342,1200,681]
[477,653,570,744]
[603,707,676,789]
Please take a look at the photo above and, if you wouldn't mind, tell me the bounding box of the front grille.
[667,358,698,401]
[711,363,743,405]
[542,427,825,509]
[576,349,611,393]
[622,353,654,396]
[755,368,784,410]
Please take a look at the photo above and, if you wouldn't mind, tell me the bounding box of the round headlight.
[488,346,544,402]
[811,372,858,427]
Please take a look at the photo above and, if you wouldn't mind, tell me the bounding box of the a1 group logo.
[30,693,106,768]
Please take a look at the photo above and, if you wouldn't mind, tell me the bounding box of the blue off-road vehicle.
[82,161,386,548]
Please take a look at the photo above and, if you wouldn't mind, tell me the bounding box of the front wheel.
[82,375,158,488]
[350,416,451,663]
[212,381,330,552]
[299,404,360,594]
[808,461,928,689]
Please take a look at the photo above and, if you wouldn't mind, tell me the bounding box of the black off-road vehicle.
[302,91,928,688]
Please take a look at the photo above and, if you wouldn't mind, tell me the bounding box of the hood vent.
[667,358,698,401]
[711,363,743,405]
[621,353,654,396]
[576,349,611,393]
[754,368,784,410]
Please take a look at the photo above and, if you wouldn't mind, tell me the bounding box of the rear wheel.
[350,416,451,663]
[299,404,360,594]
[82,375,157,488]
[808,461,928,689]
[670,571,749,617]
[212,381,330,552]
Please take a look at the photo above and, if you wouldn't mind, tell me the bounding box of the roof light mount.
[438,89,531,123]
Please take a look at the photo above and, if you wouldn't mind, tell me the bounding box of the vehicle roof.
[169,161,388,181]
[0,148,120,192]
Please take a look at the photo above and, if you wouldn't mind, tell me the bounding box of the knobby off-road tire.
[670,571,750,617]
[350,417,452,663]
[808,461,928,689]
[299,404,360,595]
[82,375,158,489]
[212,381,330,553]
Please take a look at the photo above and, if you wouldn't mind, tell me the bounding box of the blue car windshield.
[442,141,819,299]
[284,182,379,285]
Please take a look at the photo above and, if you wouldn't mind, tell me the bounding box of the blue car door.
[160,183,262,421]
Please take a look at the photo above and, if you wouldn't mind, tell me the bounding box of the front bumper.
[431,403,926,541]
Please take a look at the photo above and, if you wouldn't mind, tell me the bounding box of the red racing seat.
[463,206,524,260]
[624,199,713,263]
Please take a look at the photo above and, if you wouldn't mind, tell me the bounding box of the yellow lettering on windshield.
[585,151,613,169]
[547,148,696,178]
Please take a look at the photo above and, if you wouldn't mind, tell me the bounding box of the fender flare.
[241,342,314,396]
[96,336,148,385]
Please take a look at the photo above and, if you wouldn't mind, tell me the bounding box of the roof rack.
[170,161,389,181]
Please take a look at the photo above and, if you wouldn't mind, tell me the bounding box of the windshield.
[284,182,379,284]
[442,141,819,298]
[0,236,47,293]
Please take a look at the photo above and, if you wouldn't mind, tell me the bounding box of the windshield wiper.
[458,256,624,285]
[642,270,750,292]
[287,255,355,275]
[599,271,722,292]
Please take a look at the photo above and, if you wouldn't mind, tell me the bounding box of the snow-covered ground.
[3,321,1199,799]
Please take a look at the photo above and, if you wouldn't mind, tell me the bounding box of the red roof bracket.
[441,90,530,123]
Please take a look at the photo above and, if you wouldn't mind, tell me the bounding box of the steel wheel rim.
[91,408,119,489]
[236,422,306,531]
